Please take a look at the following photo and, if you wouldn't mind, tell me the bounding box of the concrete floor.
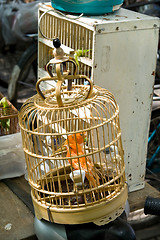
[0,181,36,240]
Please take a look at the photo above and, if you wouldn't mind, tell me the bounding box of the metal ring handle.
[36,74,93,107]
[39,8,83,40]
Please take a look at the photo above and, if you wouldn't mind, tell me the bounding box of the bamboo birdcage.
[19,46,127,226]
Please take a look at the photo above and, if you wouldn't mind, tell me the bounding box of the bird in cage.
[64,132,100,188]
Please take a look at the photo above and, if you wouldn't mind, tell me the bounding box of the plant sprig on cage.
[74,49,91,66]
[0,97,10,129]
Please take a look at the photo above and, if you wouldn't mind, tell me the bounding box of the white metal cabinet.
[38,4,160,192]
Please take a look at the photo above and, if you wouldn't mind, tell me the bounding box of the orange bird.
[65,132,100,188]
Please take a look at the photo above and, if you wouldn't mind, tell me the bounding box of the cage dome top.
[19,84,119,135]
[34,80,96,109]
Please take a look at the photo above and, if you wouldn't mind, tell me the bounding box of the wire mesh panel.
[19,73,127,225]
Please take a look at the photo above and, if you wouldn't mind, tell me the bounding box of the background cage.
[19,56,127,225]
[0,92,19,136]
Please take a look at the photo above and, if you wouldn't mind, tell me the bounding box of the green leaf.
[74,53,80,66]
[6,119,10,128]
[74,49,91,67]
[0,97,9,108]
[0,119,10,129]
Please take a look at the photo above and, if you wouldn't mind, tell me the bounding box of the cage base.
[31,183,128,226]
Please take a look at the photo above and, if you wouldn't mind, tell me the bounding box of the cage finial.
[52,38,64,60]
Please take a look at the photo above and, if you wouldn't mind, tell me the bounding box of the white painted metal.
[93,18,159,192]
[38,3,160,192]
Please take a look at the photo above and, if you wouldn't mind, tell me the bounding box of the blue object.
[148,122,160,144]
[51,0,124,15]
[147,145,160,169]
[147,122,160,170]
